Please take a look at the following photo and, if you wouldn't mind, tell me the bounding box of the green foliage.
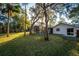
[19,14,31,30]
[10,14,31,32]
[12,4,21,13]
[1,4,20,14]
[69,4,79,24]
[69,5,79,18]
[0,3,31,33]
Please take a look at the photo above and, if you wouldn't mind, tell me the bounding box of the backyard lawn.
[0,33,79,56]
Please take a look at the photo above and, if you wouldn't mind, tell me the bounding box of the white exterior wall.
[53,24,76,37]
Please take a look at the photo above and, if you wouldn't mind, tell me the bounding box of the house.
[48,23,79,37]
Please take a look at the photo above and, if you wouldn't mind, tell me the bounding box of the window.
[56,28,60,31]
[67,28,74,35]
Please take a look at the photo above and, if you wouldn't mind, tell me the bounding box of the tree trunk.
[7,10,10,37]
[30,23,33,35]
[30,23,35,35]
[43,3,49,41]
[29,18,40,35]
[24,5,27,36]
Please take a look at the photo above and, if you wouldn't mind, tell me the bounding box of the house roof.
[52,23,79,28]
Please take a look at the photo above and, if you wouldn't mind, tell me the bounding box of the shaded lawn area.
[0,33,79,56]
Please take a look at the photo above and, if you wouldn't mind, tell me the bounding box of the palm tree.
[7,4,12,37]
[1,3,21,37]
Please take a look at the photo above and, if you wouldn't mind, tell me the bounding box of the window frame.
[67,28,74,35]
[56,28,60,31]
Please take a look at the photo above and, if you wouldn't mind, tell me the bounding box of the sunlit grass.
[0,32,29,44]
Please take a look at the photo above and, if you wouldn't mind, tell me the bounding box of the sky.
[20,3,35,9]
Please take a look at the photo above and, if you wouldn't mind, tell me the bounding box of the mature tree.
[38,3,59,41]
[29,3,57,40]
[1,3,21,37]
[21,3,28,36]
[42,3,49,40]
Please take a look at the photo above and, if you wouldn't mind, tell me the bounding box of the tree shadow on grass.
[0,34,77,56]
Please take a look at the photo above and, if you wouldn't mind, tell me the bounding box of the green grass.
[0,34,79,56]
